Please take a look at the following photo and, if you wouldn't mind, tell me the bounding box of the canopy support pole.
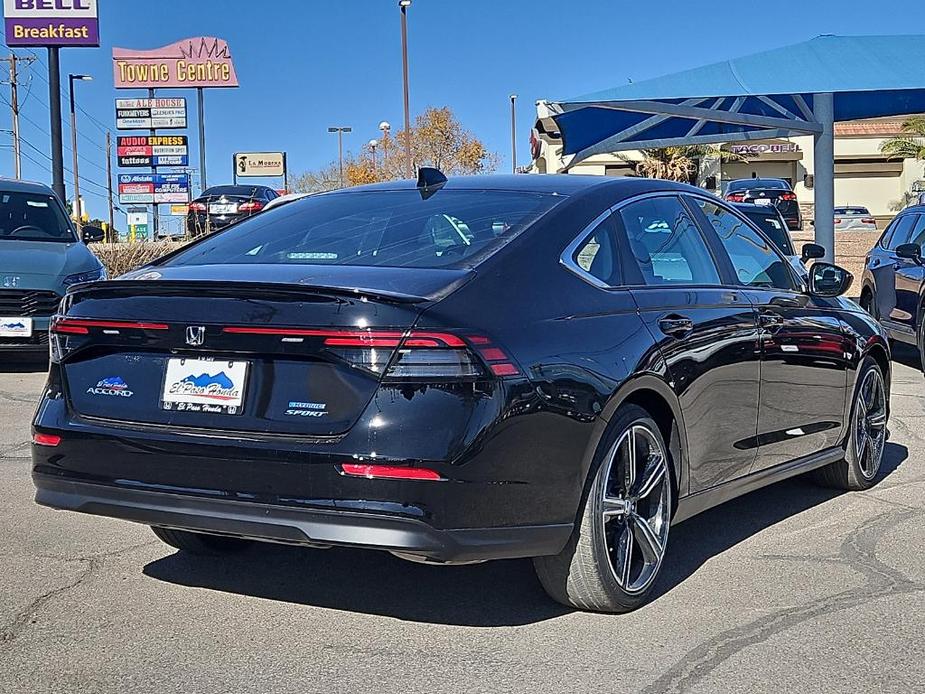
[812,92,835,262]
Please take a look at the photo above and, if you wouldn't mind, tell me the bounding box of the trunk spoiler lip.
[64,275,475,305]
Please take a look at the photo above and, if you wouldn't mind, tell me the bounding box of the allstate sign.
[3,0,100,47]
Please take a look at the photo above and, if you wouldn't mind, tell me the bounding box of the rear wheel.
[150,526,252,555]
[812,357,887,490]
[533,404,673,612]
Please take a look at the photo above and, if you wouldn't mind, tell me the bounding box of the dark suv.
[859,204,925,365]
[724,178,802,230]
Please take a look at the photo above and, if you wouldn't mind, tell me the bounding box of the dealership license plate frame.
[0,316,33,337]
[209,203,237,215]
[161,357,249,415]
[754,197,772,206]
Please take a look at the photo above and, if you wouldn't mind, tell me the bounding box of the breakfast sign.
[112,36,239,89]
[3,0,100,47]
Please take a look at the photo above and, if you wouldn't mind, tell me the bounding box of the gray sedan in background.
[0,178,105,353]
[834,206,878,231]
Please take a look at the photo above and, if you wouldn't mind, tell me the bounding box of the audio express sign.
[118,135,188,167]
[115,97,187,130]
[119,173,190,204]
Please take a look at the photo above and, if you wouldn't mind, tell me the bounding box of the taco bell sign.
[3,0,99,47]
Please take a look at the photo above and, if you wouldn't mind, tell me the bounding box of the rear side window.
[908,215,925,247]
[165,189,562,269]
[572,214,619,286]
[881,214,918,250]
[619,196,721,286]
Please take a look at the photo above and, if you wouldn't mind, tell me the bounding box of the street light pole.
[378,121,391,176]
[399,0,413,179]
[510,94,517,174]
[68,74,92,229]
[369,139,379,174]
[328,126,352,188]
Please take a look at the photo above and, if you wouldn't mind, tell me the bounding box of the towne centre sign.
[112,36,239,89]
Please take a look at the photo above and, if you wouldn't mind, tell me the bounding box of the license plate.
[209,203,237,214]
[0,316,32,337]
[754,198,772,206]
[161,357,248,414]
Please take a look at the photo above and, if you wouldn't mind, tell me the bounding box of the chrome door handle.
[759,312,784,328]
[658,315,694,337]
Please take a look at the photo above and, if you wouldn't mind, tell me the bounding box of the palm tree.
[880,116,925,160]
[629,145,746,184]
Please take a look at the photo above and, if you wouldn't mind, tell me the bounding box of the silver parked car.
[834,206,878,231]
[0,178,105,353]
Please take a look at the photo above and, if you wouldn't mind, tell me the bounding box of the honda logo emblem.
[185,326,206,346]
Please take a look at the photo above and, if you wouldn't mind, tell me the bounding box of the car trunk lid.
[54,266,473,437]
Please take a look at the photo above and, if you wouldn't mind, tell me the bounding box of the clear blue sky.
[3,0,925,228]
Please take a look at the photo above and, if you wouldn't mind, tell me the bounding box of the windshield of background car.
[835,207,870,215]
[740,210,795,255]
[164,189,563,269]
[0,191,75,243]
[200,185,262,198]
[727,179,790,192]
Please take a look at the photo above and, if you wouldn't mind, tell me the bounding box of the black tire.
[533,404,674,613]
[812,357,887,490]
[150,526,252,555]
[859,290,875,318]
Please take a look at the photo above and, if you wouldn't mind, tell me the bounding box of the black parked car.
[732,202,824,281]
[33,173,889,612]
[725,178,802,230]
[186,184,279,237]
[859,204,925,365]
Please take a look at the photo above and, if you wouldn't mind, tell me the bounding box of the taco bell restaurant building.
[531,108,925,220]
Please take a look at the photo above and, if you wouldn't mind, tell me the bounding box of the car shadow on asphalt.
[649,440,907,605]
[142,443,907,626]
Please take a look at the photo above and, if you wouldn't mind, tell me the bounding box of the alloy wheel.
[854,368,887,480]
[600,423,671,595]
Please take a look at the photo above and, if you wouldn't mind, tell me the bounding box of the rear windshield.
[0,191,75,243]
[200,185,266,198]
[738,209,795,255]
[727,179,790,192]
[164,189,562,269]
[835,207,870,215]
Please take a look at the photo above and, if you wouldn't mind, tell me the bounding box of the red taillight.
[341,463,442,480]
[726,193,746,202]
[862,218,876,224]
[779,192,797,201]
[238,200,265,212]
[188,202,206,212]
[33,432,61,447]
[51,318,170,335]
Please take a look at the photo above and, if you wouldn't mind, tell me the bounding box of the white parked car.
[834,206,877,231]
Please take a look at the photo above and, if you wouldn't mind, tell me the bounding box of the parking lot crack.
[641,510,924,694]
[0,540,156,647]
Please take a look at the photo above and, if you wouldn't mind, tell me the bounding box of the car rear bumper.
[33,473,572,563]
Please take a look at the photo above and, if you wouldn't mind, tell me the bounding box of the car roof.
[897,204,925,216]
[0,177,58,196]
[324,173,696,198]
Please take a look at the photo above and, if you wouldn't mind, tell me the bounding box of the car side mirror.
[801,242,825,263]
[896,243,923,264]
[81,225,105,244]
[808,262,853,298]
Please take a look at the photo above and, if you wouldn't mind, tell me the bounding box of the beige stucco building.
[531,103,925,219]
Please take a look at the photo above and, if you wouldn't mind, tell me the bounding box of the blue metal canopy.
[546,34,925,260]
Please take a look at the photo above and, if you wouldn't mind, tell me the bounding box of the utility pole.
[48,48,65,203]
[2,53,36,179]
[105,130,115,242]
[328,126,352,188]
[399,0,413,178]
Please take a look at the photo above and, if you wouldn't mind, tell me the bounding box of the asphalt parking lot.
[2,351,924,694]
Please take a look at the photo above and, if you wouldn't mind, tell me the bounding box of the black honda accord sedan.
[32,172,890,612]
